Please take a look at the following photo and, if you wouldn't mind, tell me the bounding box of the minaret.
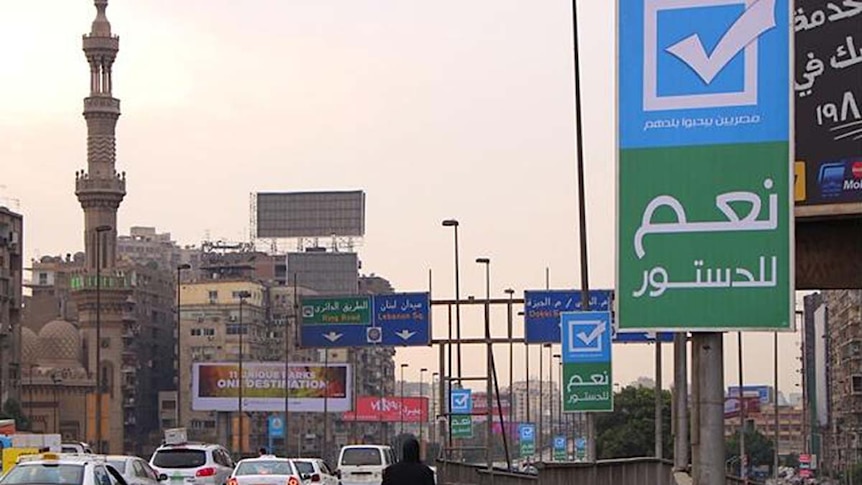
[75,0,125,270]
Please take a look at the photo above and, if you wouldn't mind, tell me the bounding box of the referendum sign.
[192,362,352,412]
[617,0,794,331]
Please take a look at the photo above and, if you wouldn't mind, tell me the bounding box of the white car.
[149,443,234,485]
[228,457,302,485]
[290,459,338,485]
[336,445,395,485]
[3,453,128,485]
[103,455,165,485]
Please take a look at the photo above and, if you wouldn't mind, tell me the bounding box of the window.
[191,329,202,336]
[0,464,84,485]
[162,400,176,410]
[151,449,207,468]
[38,273,49,285]
[94,466,112,485]
[106,461,126,474]
[340,448,383,466]
[235,461,294,476]
[852,375,862,395]
[204,328,215,336]
[226,324,248,335]
[208,291,218,303]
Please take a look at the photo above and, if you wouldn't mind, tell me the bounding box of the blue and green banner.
[617,0,794,331]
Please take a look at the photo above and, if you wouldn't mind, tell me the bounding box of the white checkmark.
[454,395,467,406]
[576,322,606,346]
[666,0,776,84]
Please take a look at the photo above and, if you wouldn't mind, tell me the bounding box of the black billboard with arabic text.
[794,0,862,207]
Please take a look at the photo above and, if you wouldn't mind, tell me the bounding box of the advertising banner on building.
[192,362,352,412]
[794,0,862,210]
[617,0,794,331]
[341,397,429,423]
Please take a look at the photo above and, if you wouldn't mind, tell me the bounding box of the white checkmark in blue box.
[618,0,790,149]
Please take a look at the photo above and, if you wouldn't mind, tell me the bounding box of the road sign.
[553,435,568,461]
[268,415,284,438]
[524,290,612,343]
[617,0,793,331]
[373,292,431,346]
[450,389,473,415]
[575,437,587,461]
[299,293,431,348]
[562,311,613,412]
[518,423,536,457]
[451,415,473,439]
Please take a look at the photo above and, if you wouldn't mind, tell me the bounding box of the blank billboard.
[256,191,365,238]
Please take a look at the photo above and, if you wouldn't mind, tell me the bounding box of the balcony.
[82,35,119,52]
[75,173,125,197]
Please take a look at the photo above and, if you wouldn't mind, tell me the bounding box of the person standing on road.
[382,436,435,485]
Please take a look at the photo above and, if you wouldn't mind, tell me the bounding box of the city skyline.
[0,0,804,393]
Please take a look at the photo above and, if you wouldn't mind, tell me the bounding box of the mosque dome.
[21,328,38,364]
[37,319,82,365]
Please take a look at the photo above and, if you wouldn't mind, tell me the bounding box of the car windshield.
[291,462,314,476]
[0,464,84,485]
[152,450,207,469]
[340,449,382,466]
[235,461,293,476]
[106,462,126,474]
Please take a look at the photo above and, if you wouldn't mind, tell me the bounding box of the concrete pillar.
[674,333,690,472]
[694,333,726,485]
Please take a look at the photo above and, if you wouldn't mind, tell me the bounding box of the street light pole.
[476,258,494,472]
[236,290,252,455]
[400,364,408,437]
[431,372,439,446]
[505,289,514,440]
[175,263,191,427]
[554,354,562,437]
[442,219,462,385]
[547,345,554,439]
[420,367,428,453]
[94,224,111,454]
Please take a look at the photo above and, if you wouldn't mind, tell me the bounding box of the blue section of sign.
[376,292,431,346]
[619,0,790,149]
[268,415,284,439]
[524,290,612,344]
[518,424,536,443]
[613,330,674,343]
[728,385,772,405]
[300,292,431,348]
[561,311,612,364]
[450,389,473,415]
[575,437,586,450]
[553,436,567,451]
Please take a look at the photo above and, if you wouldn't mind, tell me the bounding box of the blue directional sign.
[268,415,284,439]
[524,290,612,343]
[450,389,473,415]
[374,292,431,346]
[728,385,772,405]
[300,293,430,348]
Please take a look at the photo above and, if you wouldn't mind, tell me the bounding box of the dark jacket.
[382,437,435,485]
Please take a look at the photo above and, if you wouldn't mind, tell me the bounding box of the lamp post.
[420,367,428,453]
[441,220,462,383]
[519,311,530,430]
[431,372,439,446]
[547,345,554,438]
[94,224,111,454]
[553,354,562,437]
[505,289,514,440]
[236,290,252,455]
[400,364,409,436]
[175,263,191,427]
[540,343,548,457]
[475,257,495,471]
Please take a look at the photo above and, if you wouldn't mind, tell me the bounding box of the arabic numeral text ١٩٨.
[817,90,861,127]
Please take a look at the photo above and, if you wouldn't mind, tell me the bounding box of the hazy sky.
[0,0,803,395]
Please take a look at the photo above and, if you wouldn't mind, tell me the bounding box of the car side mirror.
[158,474,168,482]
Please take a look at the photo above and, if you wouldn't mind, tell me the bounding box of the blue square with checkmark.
[619,0,790,149]
[561,311,612,364]
[656,4,745,97]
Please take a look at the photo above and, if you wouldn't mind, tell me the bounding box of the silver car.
[104,456,164,485]
[290,459,338,485]
[227,457,302,485]
[149,443,234,485]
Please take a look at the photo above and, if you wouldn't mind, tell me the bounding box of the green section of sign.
[520,440,535,457]
[451,415,473,439]
[618,142,792,331]
[300,296,371,325]
[563,362,613,412]
[553,440,567,461]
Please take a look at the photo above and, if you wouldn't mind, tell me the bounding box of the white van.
[336,445,394,485]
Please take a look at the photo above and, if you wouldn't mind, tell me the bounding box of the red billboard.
[342,397,429,423]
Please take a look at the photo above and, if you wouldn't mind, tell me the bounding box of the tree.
[0,398,30,431]
[595,385,673,460]
[725,428,774,477]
